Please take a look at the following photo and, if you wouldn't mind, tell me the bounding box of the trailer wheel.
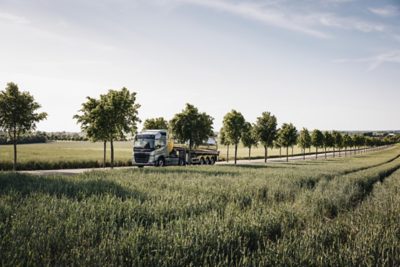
[200,157,205,165]
[209,157,215,165]
[157,157,165,167]
[206,157,211,165]
[178,158,186,166]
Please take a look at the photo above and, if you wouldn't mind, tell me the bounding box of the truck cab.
[132,129,218,167]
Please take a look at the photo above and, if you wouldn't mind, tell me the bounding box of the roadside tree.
[278,123,298,162]
[223,110,246,165]
[298,128,312,160]
[311,129,324,159]
[253,112,277,163]
[0,82,47,170]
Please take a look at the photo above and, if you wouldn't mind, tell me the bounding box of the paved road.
[20,147,388,176]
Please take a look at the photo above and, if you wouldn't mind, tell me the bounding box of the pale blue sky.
[0,0,399,132]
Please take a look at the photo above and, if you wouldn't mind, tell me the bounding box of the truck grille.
[135,154,150,163]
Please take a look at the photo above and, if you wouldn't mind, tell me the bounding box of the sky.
[0,0,399,132]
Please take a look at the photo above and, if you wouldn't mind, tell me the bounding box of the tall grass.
[1,146,400,266]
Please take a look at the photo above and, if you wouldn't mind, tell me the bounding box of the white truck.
[132,129,219,167]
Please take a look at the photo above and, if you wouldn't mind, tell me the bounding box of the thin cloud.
[369,6,399,17]
[176,0,331,39]
[0,12,30,24]
[335,50,400,71]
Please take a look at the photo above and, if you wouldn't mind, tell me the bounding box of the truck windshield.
[134,135,155,149]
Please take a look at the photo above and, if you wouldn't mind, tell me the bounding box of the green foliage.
[311,129,324,149]
[343,133,353,148]
[278,123,297,161]
[241,122,258,150]
[1,146,400,265]
[170,103,214,150]
[253,112,277,148]
[143,117,169,130]
[324,131,334,149]
[297,127,311,150]
[222,110,246,164]
[74,88,141,167]
[0,82,47,170]
[332,131,344,149]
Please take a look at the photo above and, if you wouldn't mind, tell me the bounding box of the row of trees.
[1,82,398,170]
[218,110,397,164]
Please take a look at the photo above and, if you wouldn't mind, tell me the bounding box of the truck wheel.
[157,157,165,167]
[206,157,211,165]
[209,157,215,165]
[179,159,186,166]
[200,157,205,165]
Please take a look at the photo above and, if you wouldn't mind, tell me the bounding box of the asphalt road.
[20,147,387,176]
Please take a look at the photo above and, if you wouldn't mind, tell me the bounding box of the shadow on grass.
[0,172,148,202]
[131,167,240,177]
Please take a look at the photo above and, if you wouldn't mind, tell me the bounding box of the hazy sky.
[0,0,399,132]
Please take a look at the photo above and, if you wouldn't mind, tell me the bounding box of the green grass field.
[1,145,400,266]
[0,141,349,170]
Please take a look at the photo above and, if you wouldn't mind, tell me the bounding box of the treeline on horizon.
[1,82,399,170]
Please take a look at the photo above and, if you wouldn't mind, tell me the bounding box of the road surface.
[20,147,387,176]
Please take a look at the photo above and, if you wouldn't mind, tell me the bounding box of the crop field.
[0,141,133,170]
[1,145,400,266]
[0,141,348,170]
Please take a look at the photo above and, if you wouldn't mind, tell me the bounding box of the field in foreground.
[1,145,400,266]
[0,141,347,170]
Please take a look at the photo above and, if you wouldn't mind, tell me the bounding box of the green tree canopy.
[0,82,47,170]
[311,129,324,159]
[253,112,277,163]
[332,131,344,149]
[74,88,141,168]
[241,122,258,160]
[278,123,298,162]
[298,127,311,159]
[170,103,214,150]
[143,117,169,130]
[222,110,246,164]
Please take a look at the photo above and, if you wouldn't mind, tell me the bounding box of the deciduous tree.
[323,131,334,159]
[278,123,298,162]
[241,122,258,160]
[311,129,324,159]
[253,112,277,163]
[0,82,47,170]
[223,110,246,165]
[170,104,214,162]
[298,128,311,160]
[143,117,169,130]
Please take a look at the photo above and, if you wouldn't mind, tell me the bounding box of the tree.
[0,82,47,170]
[222,110,246,165]
[102,88,141,168]
[311,129,324,159]
[170,104,214,162]
[332,131,343,157]
[143,117,169,130]
[278,123,298,162]
[298,128,311,160]
[253,112,277,163]
[323,131,334,159]
[74,88,141,168]
[343,133,353,156]
[74,97,109,167]
[219,127,230,162]
[241,122,258,160]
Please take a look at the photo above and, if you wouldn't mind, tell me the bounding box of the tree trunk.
[103,140,107,168]
[309,147,311,153]
[279,147,282,156]
[339,148,341,157]
[248,146,251,161]
[13,130,17,171]
[264,146,267,163]
[303,149,305,160]
[110,139,114,169]
[333,147,335,158]
[316,147,318,159]
[291,146,293,156]
[234,144,238,165]
[325,147,327,159]
[345,147,347,156]
[226,145,229,162]
[286,146,289,162]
